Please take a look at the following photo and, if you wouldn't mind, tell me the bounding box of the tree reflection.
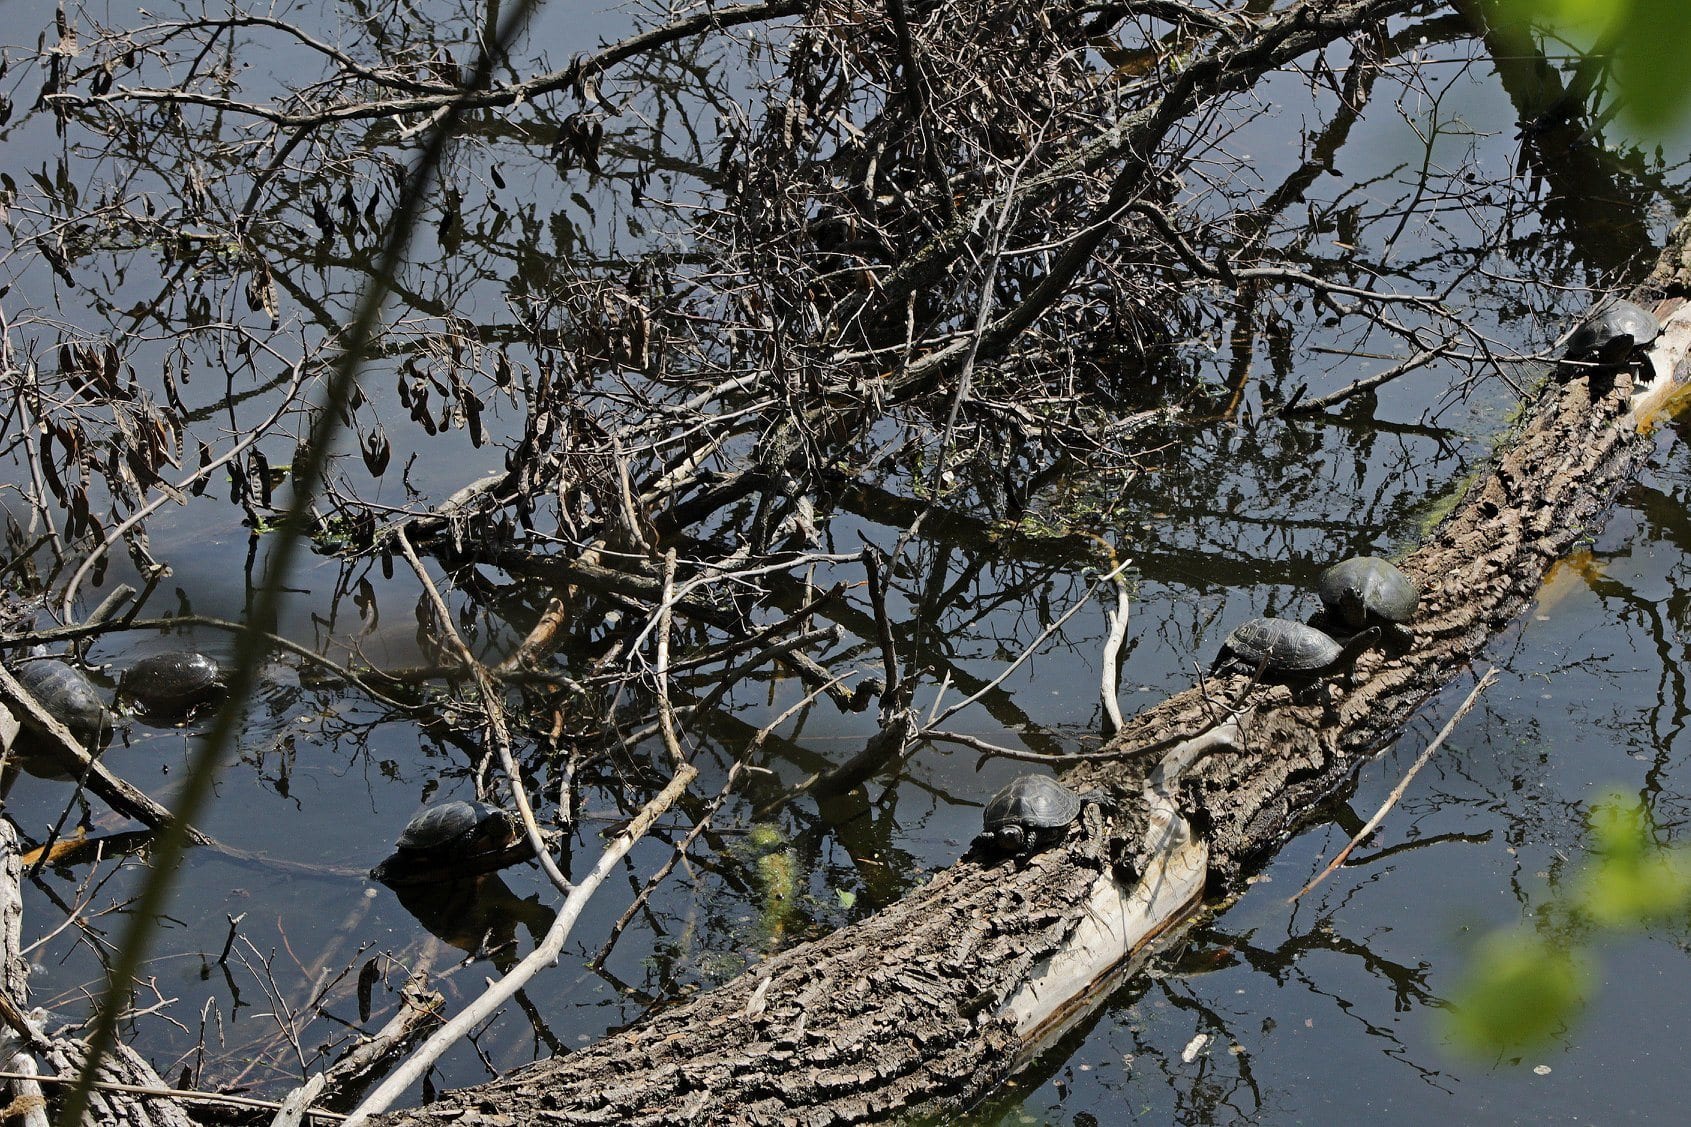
[0,0,1686,1114]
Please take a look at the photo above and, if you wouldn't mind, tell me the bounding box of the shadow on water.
[3,0,1691,1120]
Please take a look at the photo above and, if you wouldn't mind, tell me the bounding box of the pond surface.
[973,421,1691,1125]
[2,0,1690,1122]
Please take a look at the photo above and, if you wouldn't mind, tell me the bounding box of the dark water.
[979,423,1691,1126]
[2,1,1690,1122]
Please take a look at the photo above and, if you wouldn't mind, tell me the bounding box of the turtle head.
[989,825,1028,854]
[1338,586,1368,630]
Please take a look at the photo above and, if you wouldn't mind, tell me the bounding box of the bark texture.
[378,808,1132,1125]
[371,266,1691,1124]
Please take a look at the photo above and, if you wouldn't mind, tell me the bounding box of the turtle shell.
[394,800,515,859]
[978,775,1083,855]
[1564,298,1661,364]
[1217,618,1344,674]
[15,659,110,745]
[373,801,533,885]
[121,652,223,717]
[1317,557,1420,629]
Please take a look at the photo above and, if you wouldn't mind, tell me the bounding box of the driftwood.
[361,240,1691,1124]
[0,666,212,846]
[0,820,198,1127]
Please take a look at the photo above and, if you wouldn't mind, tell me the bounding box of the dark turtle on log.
[1210,617,1380,691]
[120,652,224,719]
[975,775,1102,857]
[371,800,535,885]
[14,659,111,746]
[1317,556,1421,631]
[1562,298,1661,369]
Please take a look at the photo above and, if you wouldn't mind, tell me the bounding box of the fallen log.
[361,237,1691,1126]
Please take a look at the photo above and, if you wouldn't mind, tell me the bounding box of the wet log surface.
[370,810,1152,1127]
[366,248,1691,1125]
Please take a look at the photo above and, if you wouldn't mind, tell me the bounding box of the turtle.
[1562,298,1661,368]
[975,775,1102,857]
[120,651,224,719]
[14,659,111,746]
[1317,556,1421,631]
[371,800,532,885]
[1210,617,1380,691]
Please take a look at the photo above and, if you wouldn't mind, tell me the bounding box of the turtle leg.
[1078,788,1118,813]
[1320,680,1339,721]
[1596,334,1636,368]
[1286,677,1320,707]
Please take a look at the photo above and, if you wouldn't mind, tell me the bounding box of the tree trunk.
[362,229,1691,1126]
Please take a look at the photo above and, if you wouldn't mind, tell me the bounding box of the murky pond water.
[2,0,1690,1122]
[977,422,1691,1125]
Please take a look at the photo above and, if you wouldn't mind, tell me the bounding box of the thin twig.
[1289,668,1497,903]
[216,913,245,968]
[925,558,1131,730]
[613,626,847,749]
[861,546,902,704]
[593,675,843,969]
[269,973,442,1126]
[1278,337,1455,417]
[394,526,571,896]
[928,138,1026,494]
[884,0,956,225]
[59,2,545,1115]
[51,0,806,131]
[341,760,697,1124]
[59,360,307,619]
[0,1068,346,1120]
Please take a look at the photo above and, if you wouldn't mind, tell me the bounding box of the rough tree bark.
[10,0,1678,1120]
[359,218,1691,1127]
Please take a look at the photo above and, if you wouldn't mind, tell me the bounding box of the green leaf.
[1446,932,1592,1053]
[1488,0,1691,130]
[1611,0,1691,129]
[1577,793,1691,926]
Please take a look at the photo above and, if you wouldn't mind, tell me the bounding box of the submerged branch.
[343,759,697,1124]
[1290,667,1498,902]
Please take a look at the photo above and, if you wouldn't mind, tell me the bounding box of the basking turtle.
[14,659,110,746]
[1562,298,1661,369]
[975,775,1103,857]
[371,800,534,885]
[121,652,224,719]
[1317,557,1420,631]
[1211,617,1380,690]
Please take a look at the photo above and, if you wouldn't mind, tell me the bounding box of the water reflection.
[389,875,556,971]
[3,0,1691,1120]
